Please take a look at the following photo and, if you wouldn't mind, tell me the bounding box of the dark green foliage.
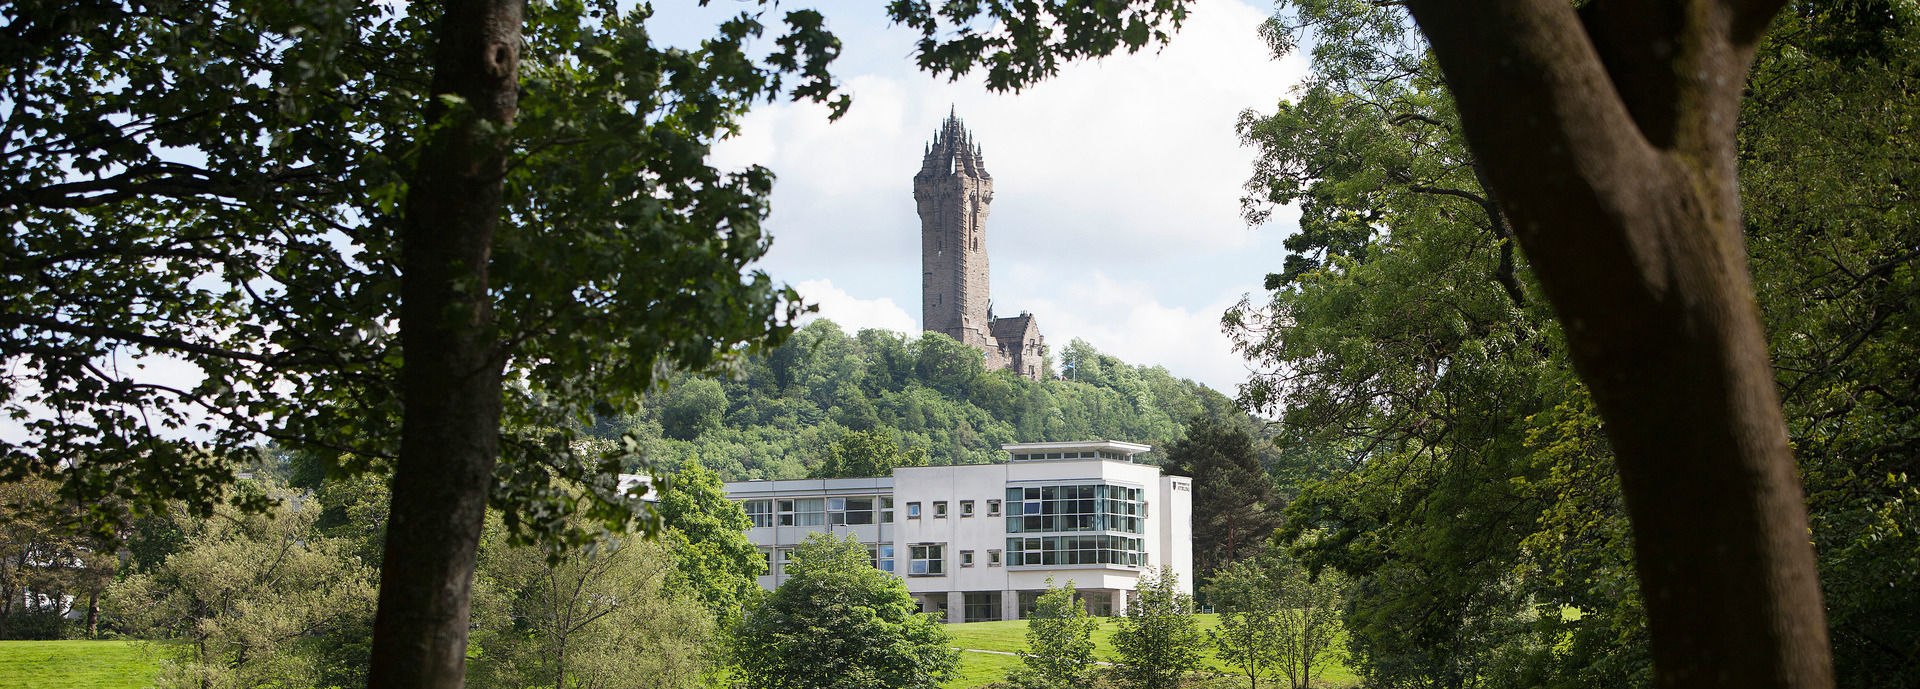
[1232,1,1920,687]
[0,612,68,641]
[610,320,1265,480]
[1163,416,1282,582]
[735,533,958,689]
[0,0,847,550]
[653,459,765,628]
[886,0,1193,92]
[661,379,729,441]
[1745,4,1920,685]
[1229,1,1621,686]
[812,430,928,479]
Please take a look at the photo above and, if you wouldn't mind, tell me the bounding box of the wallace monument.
[914,110,1046,381]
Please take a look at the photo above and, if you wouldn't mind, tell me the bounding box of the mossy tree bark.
[1402,1,1831,687]
[368,1,520,687]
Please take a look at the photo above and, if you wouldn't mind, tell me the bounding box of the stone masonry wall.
[914,110,1045,381]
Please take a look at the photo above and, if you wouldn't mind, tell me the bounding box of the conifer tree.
[1164,416,1282,580]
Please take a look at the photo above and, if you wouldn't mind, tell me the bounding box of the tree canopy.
[606,320,1288,481]
[1230,1,1917,687]
[734,532,958,689]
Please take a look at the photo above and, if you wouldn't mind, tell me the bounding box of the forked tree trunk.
[365,0,521,687]
[1402,1,1830,687]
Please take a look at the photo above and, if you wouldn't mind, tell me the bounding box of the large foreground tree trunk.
[367,1,522,687]
[1402,1,1831,687]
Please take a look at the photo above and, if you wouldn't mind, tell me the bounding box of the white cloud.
[1014,271,1258,397]
[794,279,918,335]
[712,0,1307,284]
[696,0,1309,397]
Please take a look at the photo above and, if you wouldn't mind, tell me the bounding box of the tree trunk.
[1402,1,1831,687]
[85,587,97,638]
[365,0,521,687]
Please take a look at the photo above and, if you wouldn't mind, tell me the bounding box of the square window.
[744,500,773,528]
[910,544,945,575]
[907,502,922,519]
[987,499,1001,516]
[988,549,1002,566]
[934,501,949,518]
[961,550,975,567]
[960,500,975,517]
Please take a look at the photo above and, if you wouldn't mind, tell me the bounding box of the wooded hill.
[597,319,1282,482]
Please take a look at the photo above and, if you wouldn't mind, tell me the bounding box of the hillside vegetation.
[604,320,1281,481]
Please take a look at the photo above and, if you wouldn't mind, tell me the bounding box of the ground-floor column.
[1111,588,1129,617]
[1002,589,1019,621]
[947,590,966,624]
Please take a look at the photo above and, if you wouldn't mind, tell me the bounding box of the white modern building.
[723,440,1192,623]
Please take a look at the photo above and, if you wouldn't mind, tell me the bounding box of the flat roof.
[1001,440,1152,454]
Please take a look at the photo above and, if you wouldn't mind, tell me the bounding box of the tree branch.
[0,313,272,364]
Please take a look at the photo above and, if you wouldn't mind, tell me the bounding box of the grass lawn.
[0,640,159,689]
[943,614,1359,689]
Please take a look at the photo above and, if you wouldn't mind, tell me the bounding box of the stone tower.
[915,109,994,350]
[914,109,1046,380]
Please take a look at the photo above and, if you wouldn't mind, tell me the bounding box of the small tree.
[1205,562,1286,689]
[469,526,714,689]
[654,458,766,629]
[106,484,378,689]
[1110,569,1204,689]
[1276,562,1347,689]
[1009,578,1100,689]
[735,533,958,689]
[1205,552,1350,689]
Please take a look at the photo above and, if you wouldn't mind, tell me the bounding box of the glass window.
[1003,535,1146,568]
[760,550,773,573]
[934,501,948,518]
[909,544,945,575]
[960,500,974,517]
[794,498,825,526]
[744,500,773,528]
[907,502,921,519]
[988,549,1002,566]
[1002,484,1148,535]
[961,550,975,567]
[882,497,894,522]
[826,497,875,525]
[987,499,1001,516]
[777,499,796,526]
[878,544,895,573]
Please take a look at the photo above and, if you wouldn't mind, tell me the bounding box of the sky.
[647,0,1308,396]
[0,1,1306,445]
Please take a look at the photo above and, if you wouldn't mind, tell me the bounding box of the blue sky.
[646,0,1307,395]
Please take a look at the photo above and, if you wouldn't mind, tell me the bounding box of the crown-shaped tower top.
[918,107,990,179]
